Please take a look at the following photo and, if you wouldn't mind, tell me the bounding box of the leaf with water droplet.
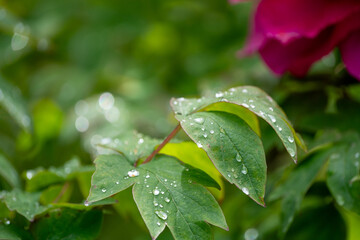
[171,86,304,162]
[133,155,227,239]
[4,189,49,221]
[269,146,332,233]
[326,136,360,215]
[176,111,266,206]
[0,76,32,131]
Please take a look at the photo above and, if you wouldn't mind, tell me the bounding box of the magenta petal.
[256,0,360,41]
[340,31,360,81]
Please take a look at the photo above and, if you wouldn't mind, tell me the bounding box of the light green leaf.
[171,86,301,161]
[176,111,266,205]
[159,142,224,199]
[0,76,31,131]
[270,147,332,232]
[96,131,161,164]
[0,154,20,188]
[133,156,227,239]
[327,138,360,214]
[4,189,49,221]
[34,208,102,240]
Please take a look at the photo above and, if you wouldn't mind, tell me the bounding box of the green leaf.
[34,208,103,240]
[0,154,20,188]
[133,155,227,239]
[176,111,266,205]
[96,131,161,164]
[0,224,33,240]
[26,157,94,192]
[159,142,224,199]
[326,138,360,214]
[86,154,138,203]
[171,86,301,161]
[0,76,32,131]
[4,189,49,221]
[87,154,227,239]
[270,147,332,232]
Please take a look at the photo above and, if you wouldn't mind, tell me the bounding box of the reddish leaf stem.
[52,182,70,203]
[142,124,181,165]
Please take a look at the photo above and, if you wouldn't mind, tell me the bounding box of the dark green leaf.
[4,189,49,221]
[34,208,103,240]
[176,111,266,205]
[171,86,301,161]
[270,147,332,232]
[327,138,360,214]
[0,154,20,188]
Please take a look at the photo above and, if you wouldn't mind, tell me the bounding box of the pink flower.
[236,0,360,80]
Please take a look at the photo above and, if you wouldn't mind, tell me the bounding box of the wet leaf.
[176,111,266,205]
[0,154,20,188]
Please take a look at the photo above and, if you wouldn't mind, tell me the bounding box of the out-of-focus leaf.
[26,157,94,192]
[0,224,33,240]
[96,131,160,164]
[0,154,20,188]
[343,210,360,240]
[34,208,103,240]
[171,86,303,161]
[327,137,360,214]
[159,142,224,199]
[0,76,31,131]
[176,111,266,206]
[39,183,73,205]
[4,189,49,221]
[87,154,226,239]
[284,203,346,240]
[270,146,333,233]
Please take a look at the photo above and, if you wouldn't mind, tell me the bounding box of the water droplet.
[138,138,144,144]
[241,165,248,175]
[84,201,89,206]
[165,197,170,203]
[194,117,204,124]
[197,142,203,148]
[115,181,119,185]
[250,104,255,109]
[210,122,214,125]
[242,89,248,93]
[164,179,168,182]
[233,173,238,179]
[355,152,359,158]
[231,168,235,172]
[99,92,115,110]
[101,188,107,193]
[269,107,274,112]
[154,200,159,206]
[215,92,224,98]
[242,187,249,195]
[188,179,192,183]
[155,210,168,220]
[244,228,259,240]
[159,204,163,208]
[153,189,160,195]
[203,133,208,138]
[268,114,276,123]
[157,222,161,226]
[242,103,249,108]
[11,32,29,51]
[75,100,89,116]
[288,148,295,157]
[288,136,294,143]
[146,185,149,188]
[277,125,282,131]
[201,127,205,131]
[146,174,150,178]
[236,153,242,162]
[227,173,231,178]
[5,220,10,225]
[101,138,111,145]
[128,169,139,177]
[173,101,178,105]
[337,195,344,206]
[210,130,215,134]
[75,116,89,132]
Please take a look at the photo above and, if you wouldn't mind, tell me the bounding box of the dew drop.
[244,228,259,240]
[242,89,248,93]
[269,107,274,112]
[242,187,249,195]
[115,181,119,185]
[157,222,161,226]
[153,189,160,195]
[197,142,203,148]
[250,104,255,109]
[194,117,204,124]
[236,153,242,162]
[215,92,224,98]
[101,188,107,193]
[231,168,235,172]
[210,130,215,134]
[165,197,170,203]
[242,103,249,108]
[138,138,144,144]
[288,148,295,157]
[355,152,359,158]
[146,174,150,178]
[11,32,29,51]
[241,165,248,175]
[268,114,276,123]
[75,116,89,132]
[127,170,139,177]
[155,210,168,220]
[288,136,294,143]
[98,92,115,110]
[203,133,208,138]
[277,125,282,131]
[146,185,149,188]
[5,219,10,225]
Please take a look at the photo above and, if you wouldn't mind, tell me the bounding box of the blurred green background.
[1,0,360,239]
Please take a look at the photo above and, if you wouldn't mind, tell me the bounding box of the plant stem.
[141,124,181,165]
[53,182,70,203]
